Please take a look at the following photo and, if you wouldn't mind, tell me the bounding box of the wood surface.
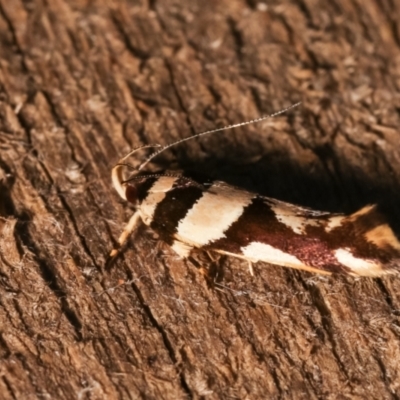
[1,0,400,399]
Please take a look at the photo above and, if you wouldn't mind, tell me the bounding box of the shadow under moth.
[109,103,400,277]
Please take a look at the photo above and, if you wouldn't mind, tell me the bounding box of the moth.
[109,104,400,277]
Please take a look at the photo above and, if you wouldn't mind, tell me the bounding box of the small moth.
[109,104,400,277]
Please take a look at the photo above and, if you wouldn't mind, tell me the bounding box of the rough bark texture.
[1,0,400,399]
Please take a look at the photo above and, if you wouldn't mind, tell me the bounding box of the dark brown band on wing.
[150,183,204,245]
[125,177,158,205]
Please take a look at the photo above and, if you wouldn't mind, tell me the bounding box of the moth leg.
[171,240,209,279]
[205,251,217,262]
[108,211,141,263]
[248,261,254,276]
[187,256,206,274]
[205,251,224,282]
[170,241,221,287]
[188,251,223,287]
[171,240,209,278]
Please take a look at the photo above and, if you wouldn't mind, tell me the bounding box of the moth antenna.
[138,101,301,172]
[112,144,161,200]
[123,173,206,189]
[115,162,136,171]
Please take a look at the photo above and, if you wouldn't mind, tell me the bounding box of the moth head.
[111,144,161,203]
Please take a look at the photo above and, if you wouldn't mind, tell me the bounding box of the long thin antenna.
[138,101,301,172]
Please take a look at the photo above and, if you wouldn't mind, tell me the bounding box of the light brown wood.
[1,0,400,398]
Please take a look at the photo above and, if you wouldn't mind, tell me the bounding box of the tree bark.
[1,0,400,398]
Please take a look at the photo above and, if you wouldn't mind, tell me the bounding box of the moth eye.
[125,185,138,204]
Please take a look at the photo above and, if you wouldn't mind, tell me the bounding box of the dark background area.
[1,0,400,398]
